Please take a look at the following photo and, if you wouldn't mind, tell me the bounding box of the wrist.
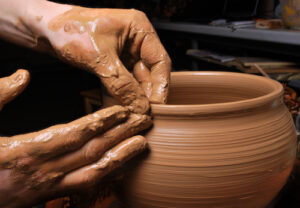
[0,0,33,47]
[22,0,72,52]
[24,0,72,35]
[0,0,72,52]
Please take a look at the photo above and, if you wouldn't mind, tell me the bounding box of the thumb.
[0,69,30,110]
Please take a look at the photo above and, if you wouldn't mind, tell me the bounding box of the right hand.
[0,70,152,208]
[25,2,171,113]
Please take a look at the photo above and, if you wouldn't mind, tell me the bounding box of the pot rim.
[151,71,283,116]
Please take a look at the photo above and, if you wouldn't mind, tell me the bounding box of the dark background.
[0,42,99,135]
[1,1,299,208]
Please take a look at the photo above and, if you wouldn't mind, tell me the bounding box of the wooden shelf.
[153,22,300,46]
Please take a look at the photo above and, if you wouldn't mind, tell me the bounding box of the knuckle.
[64,137,81,150]
[130,9,146,18]
[129,9,152,30]
[0,149,15,168]
[165,56,172,67]
[135,10,147,18]
[15,156,35,173]
[63,129,88,151]
[82,173,98,187]
[84,146,101,164]
[28,171,64,190]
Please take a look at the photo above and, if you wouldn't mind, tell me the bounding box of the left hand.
[0,70,151,207]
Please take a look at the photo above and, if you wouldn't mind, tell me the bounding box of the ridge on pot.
[116,71,297,208]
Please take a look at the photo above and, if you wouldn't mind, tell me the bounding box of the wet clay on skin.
[63,136,148,208]
[0,69,30,111]
[118,72,297,208]
[0,105,129,168]
[38,113,152,177]
[0,104,130,198]
[0,70,151,207]
[47,7,153,114]
[74,135,148,180]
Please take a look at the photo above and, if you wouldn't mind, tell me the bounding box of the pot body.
[120,72,297,208]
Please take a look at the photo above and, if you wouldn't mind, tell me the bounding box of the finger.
[140,32,171,104]
[0,69,30,110]
[11,105,129,159]
[39,114,152,174]
[58,135,147,191]
[133,61,152,99]
[98,56,150,114]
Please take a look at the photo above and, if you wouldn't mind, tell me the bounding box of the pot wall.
[119,72,297,208]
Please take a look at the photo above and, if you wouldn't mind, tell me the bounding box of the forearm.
[0,0,71,52]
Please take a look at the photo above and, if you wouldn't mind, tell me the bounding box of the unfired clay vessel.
[119,71,297,208]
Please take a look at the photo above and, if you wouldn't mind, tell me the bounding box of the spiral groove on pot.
[119,72,297,208]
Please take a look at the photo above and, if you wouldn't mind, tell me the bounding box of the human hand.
[25,2,171,114]
[0,70,152,208]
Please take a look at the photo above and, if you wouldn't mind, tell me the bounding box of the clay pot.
[119,71,297,208]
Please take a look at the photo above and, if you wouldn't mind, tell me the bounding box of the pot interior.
[167,72,278,105]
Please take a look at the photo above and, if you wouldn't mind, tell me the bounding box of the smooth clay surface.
[119,72,297,208]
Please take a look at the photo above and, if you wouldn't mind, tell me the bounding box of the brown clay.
[0,105,129,163]
[35,16,43,22]
[61,136,148,208]
[47,7,152,114]
[59,135,149,191]
[85,135,148,177]
[0,0,171,110]
[0,70,152,207]
[44,6,171,111]
[118,72,297,208]
[56,40,149,114]
[0,1,171,206]
[133,61,152,99]
[0,69,30,111]
[39,114,152,177]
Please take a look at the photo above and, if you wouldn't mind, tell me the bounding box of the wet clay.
[65,136,148,208]
[38,114,152,177]
[0,70,150,207]
[35,16,43,22]
[133,61,152,99]
[0,105,129,167]
[0,69,30,111]
[47,7,151,114]
[87,135,147,177]
[118,72,297,208]
[0,104,131,198]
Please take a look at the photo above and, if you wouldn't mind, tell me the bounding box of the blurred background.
[1,1,300,207]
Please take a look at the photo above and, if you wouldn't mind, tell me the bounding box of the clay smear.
[48,7,149,114]
[0,69,30,111]
[0,105,129,169]
[38,113,152,175]
[89,135,147,176]
[0,69,151,206]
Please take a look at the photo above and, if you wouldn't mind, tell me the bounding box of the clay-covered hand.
[28,4,171,114]
[0,70,152,208]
